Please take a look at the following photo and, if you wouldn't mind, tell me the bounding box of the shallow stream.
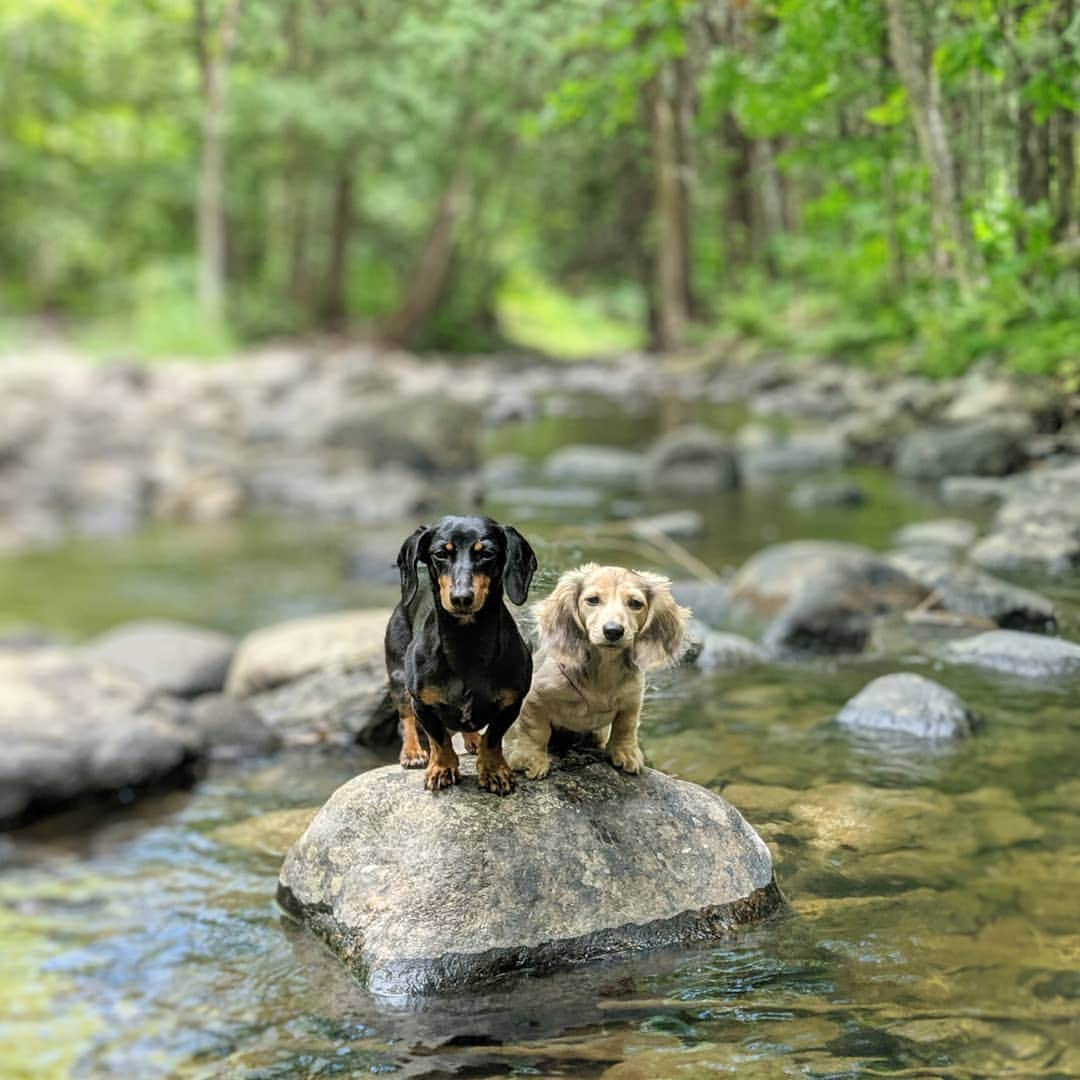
[2,394,1079,1077]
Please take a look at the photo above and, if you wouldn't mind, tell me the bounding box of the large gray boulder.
[0,650,204,828]
[277,751,782,996]
[731,542,928,655]
[227,610,396,747]
[896,420,1029,482]
[80,619,235,698]
[836,673,977,739]
[642,426,739,495]
[941,630,1080,679]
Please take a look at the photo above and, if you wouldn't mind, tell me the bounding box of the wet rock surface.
[0,650,204,828]
[836,673,977,739]
[277,750,782,996]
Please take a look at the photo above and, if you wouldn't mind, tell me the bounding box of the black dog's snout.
[451,590,475,610]
[603,622,625,642]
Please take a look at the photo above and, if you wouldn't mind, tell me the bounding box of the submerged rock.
[787,479,866,510]
[642,426,739,495]
[277,751,782,996]
[836,673,977,739]
[941,630,1080,678]
[81,619,235,698]
[896,420,1029,482]
[542,444,644,488]
[0,650,204,828]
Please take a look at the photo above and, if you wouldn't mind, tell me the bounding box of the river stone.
[691,628,768,672]
[941,630,1080,678]
[895,420,1029,482]
[669,580,730,629]
[730,541,924,618]
[971,522,1080,577]
[887,551,1057,634]
[277,750,782,996]
[893,518,978,554]
[80,619,235,698]
[189,693,283,756]
[731,542,927,653]
[787,479,866,510]
[542,444,644,488]
[836,673,977,739]
[226,609,390,696]
[0,650,204,828]
[641,426,739,495]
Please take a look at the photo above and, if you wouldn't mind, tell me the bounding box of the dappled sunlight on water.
[2,393,1079,1077]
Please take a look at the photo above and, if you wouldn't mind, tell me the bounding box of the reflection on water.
[2,393,1079,1077]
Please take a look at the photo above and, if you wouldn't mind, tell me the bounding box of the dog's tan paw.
[508,749,551,780]
[462,731,483,755]
[609,743,644,774]
[424,762,460,791]
[400,746,429,769]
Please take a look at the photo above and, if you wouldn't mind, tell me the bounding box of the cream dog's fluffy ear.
[633,571,692,670]
[536,564,595,668]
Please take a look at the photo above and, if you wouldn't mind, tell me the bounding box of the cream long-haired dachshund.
[506,564,691,779]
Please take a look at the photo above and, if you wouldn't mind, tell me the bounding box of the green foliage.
[0,0,1076,375]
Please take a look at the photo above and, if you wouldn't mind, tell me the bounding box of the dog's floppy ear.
[536,564,593,668]
[396,525,433,605]
[501,525,537,606]
[633,572,692,671]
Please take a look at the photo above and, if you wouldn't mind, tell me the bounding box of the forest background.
[1,0,1077,378]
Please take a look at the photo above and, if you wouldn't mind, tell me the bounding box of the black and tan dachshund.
[385,515,537,795]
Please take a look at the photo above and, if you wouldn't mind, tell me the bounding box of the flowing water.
[2,394,1079,1078]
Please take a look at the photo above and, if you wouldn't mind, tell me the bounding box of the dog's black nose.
[451,592,475,610]
[603,622,625,642]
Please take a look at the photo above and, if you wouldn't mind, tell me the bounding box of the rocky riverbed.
[2,344,1080,1074]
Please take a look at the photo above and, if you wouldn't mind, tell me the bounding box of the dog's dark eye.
[584,595,600,606]
[627,597,645,610]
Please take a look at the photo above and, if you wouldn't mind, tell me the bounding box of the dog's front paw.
[400,746,429,769]
[609,743,645,774]
[507,748,551,780]
[424,762,460,791]
[477,756,515,796]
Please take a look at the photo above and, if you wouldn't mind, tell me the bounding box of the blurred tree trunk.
[382,163,471,347]
[283,0,309,310]
[883,0,972,289]
[321,152,356,327]
[673,54,700,318]
[1052,0,1076,240]
[194,0,243,326]
[650,65,690,352]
